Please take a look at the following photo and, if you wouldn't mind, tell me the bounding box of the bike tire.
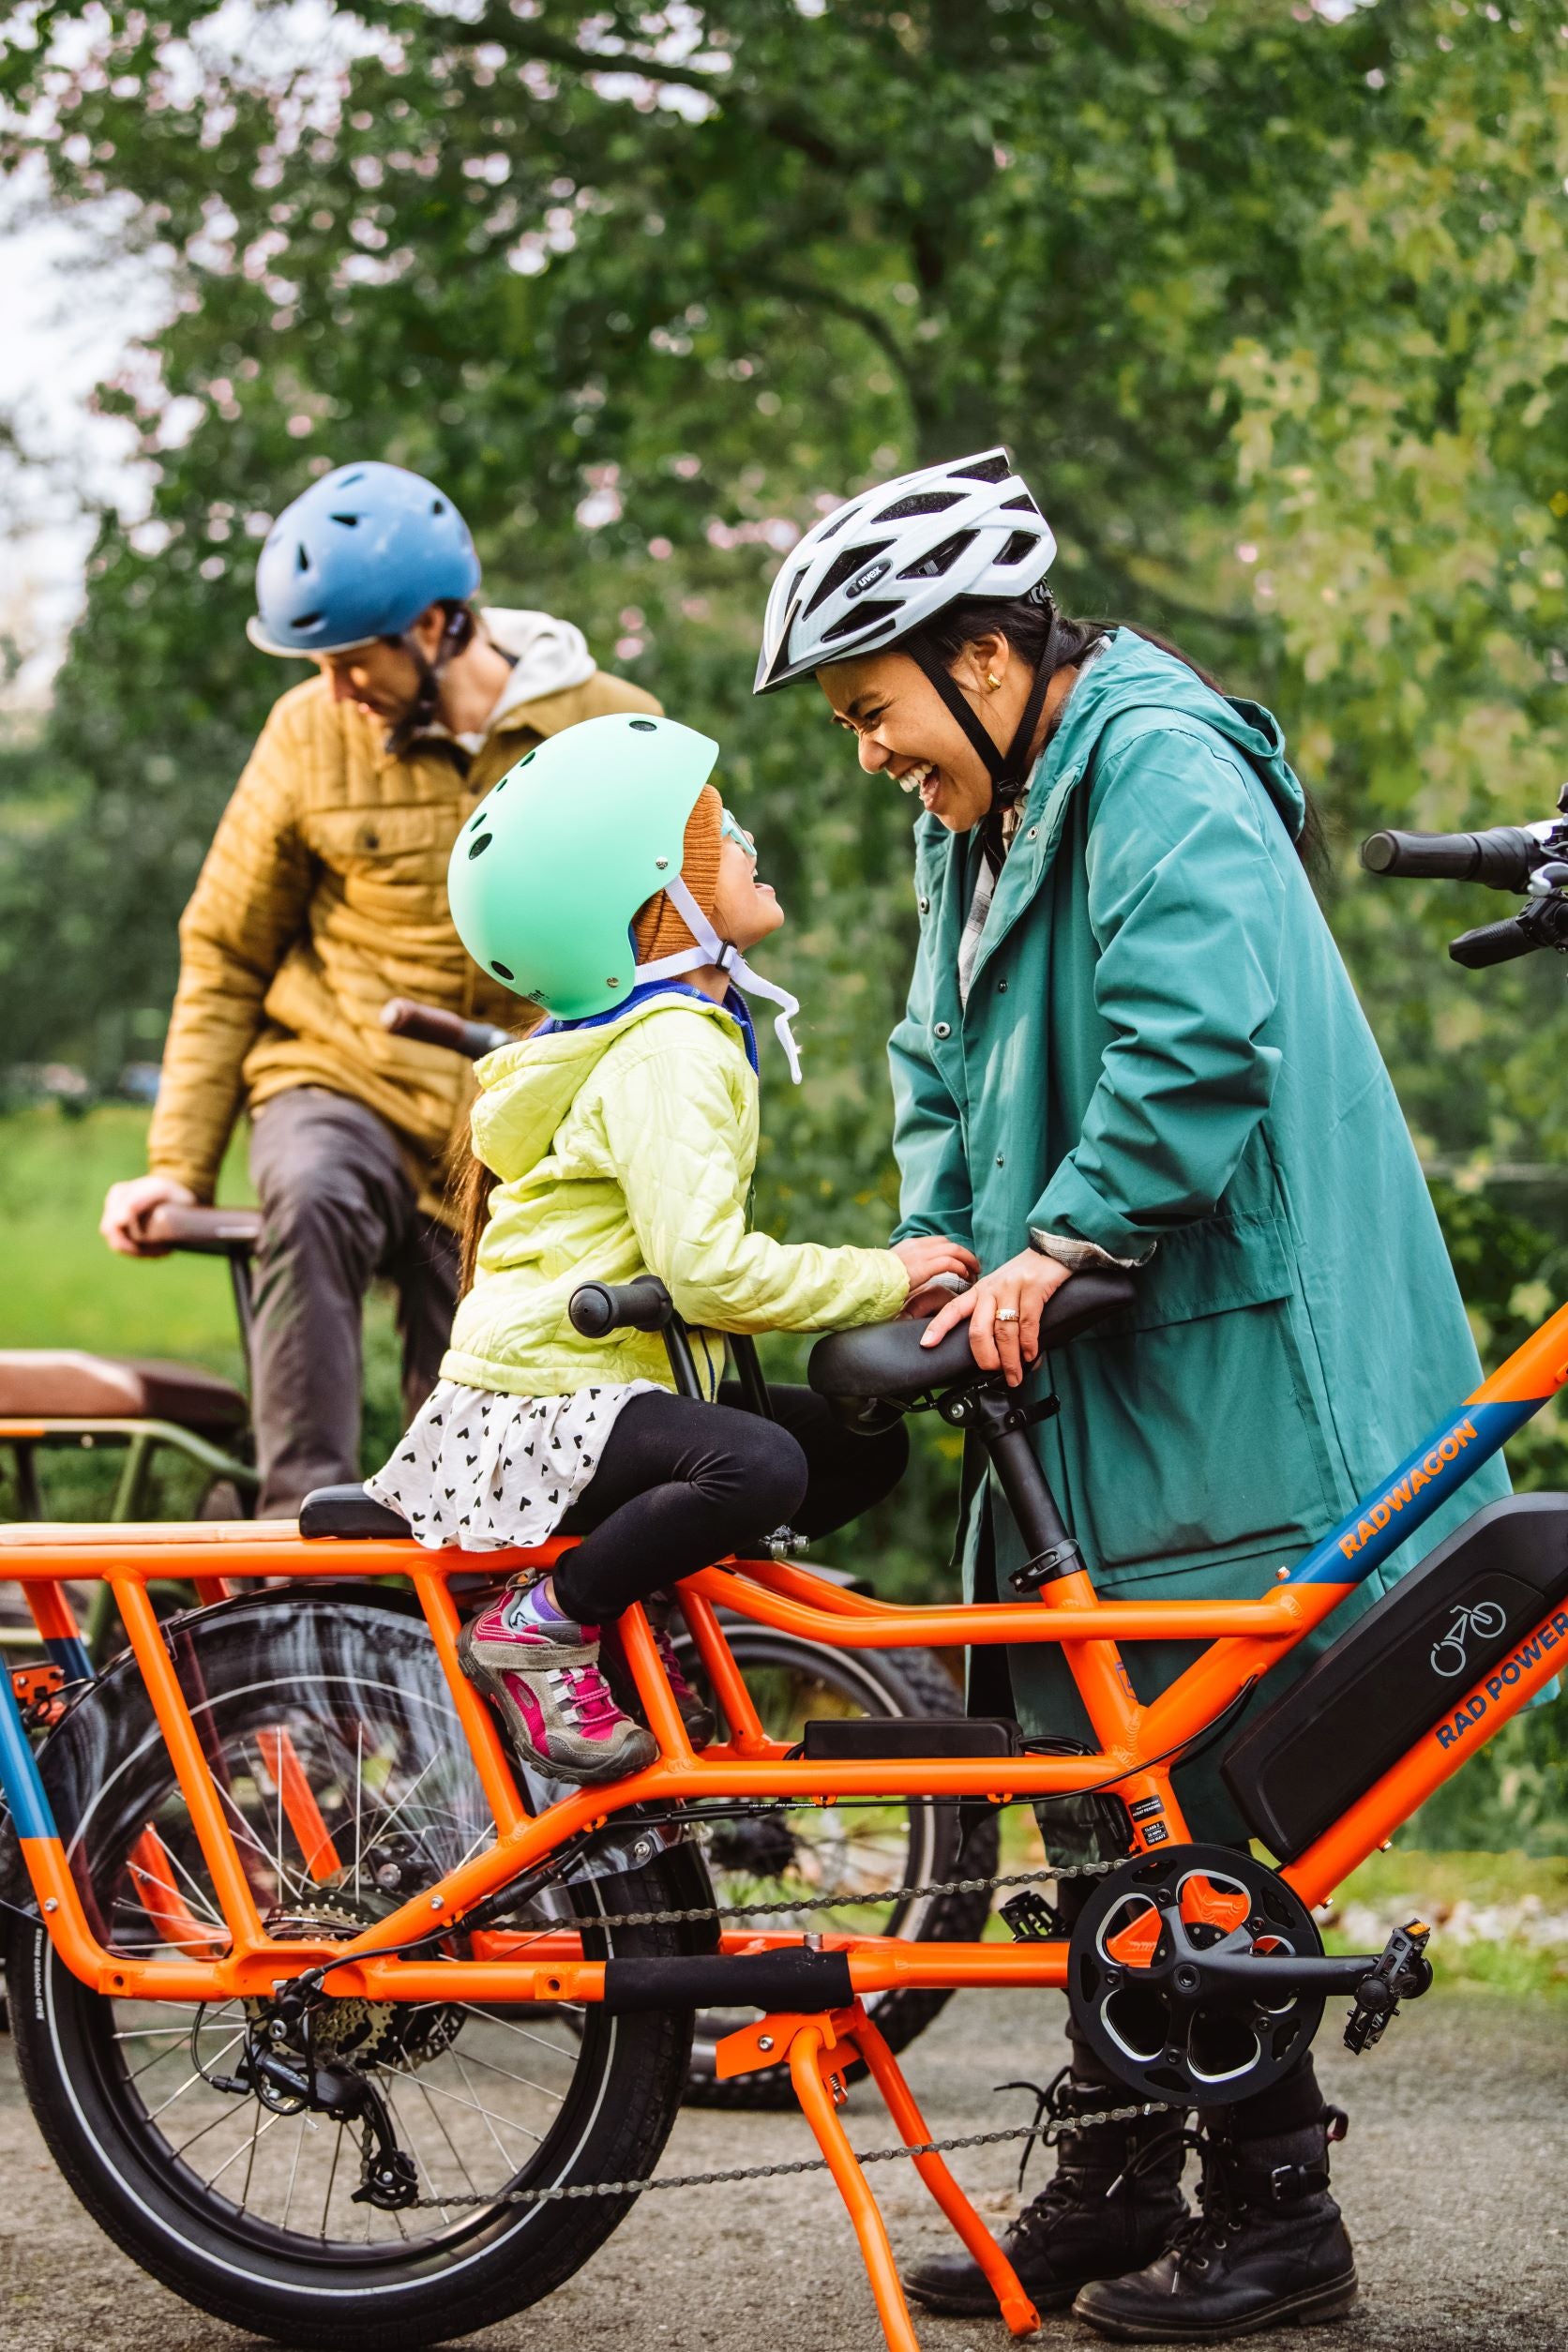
[7,1593,705,2351]
[680,1636,999,2108]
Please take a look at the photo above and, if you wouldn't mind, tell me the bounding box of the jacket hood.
[482,608,597,715]
[470,990,744,1184]
[1048,628,1305,841]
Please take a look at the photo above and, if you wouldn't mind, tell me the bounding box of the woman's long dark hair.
[897,593,1325,876]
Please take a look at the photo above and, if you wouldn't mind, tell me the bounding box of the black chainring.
[1067,1842,1325,2109]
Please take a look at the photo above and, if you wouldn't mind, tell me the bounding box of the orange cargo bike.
[3,1259,1567,2350]
[5,815,1568,2351]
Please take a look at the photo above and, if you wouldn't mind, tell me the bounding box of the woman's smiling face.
[817,643,1002,834]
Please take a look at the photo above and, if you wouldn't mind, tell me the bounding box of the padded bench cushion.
[807,1267,1138,1404]
[299,1484,414,1540]
[0,1349,249,1431]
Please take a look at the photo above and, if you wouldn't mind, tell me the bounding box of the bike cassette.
[1068,1844,1325,2108]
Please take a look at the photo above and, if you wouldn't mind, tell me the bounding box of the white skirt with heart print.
[364,1378,663,1550]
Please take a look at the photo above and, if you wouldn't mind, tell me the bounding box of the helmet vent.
[329,512,360,527]
[293,610,323,629]
[519,748,536,764]
[431,498,446,515]
[294,543,310,572]
[806,539,893,616]
[339,470,365,485]
[1003,490,1039,513]
[996,530,1041,565]
[630,719,658,731]
[948,452,1010,485]
[822,599,899,643]
[898,527,976,581]
[813,505,858,544]
[491,959,514,980]
[467,833,492,860]
[875,490,962,521]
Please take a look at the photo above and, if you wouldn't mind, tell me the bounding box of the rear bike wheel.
[8,1593,704,2350]
[675,1632,998,2106]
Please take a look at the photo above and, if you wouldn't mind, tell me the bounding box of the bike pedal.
[1344,1918,1434,2055]
[999,1889,1063,1942]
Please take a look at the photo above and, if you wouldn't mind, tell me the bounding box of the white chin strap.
[635,876,803,1084]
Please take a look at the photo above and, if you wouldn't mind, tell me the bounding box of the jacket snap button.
[995,1152,1005,1167]
[1026,826,1038,840]
[933,1020,951,1039]
[998,979,1008,992]
[917,894,930,914]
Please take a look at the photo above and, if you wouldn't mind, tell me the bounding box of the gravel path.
[1,1983,1563,2352]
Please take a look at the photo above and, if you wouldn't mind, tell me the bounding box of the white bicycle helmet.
[754,446,1065,803]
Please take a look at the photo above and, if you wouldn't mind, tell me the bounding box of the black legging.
[550,1381,909,1624]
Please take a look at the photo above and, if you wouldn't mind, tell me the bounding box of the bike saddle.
[298,1483,414,1540]
[807,1267,1137,1411]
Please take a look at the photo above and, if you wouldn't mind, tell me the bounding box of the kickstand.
[716,2003,1040,2352]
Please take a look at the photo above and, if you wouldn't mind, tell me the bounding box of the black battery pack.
[1222,1493,1568,1861]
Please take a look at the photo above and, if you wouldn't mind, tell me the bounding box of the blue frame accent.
[1289,1397,1536,1585]
[0,1661,58,1842]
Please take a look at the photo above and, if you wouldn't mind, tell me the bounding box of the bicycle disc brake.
[1068,1843,1324,2109]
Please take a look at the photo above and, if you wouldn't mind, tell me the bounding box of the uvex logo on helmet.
[845,558,891,599]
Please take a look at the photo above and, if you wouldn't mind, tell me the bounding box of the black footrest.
[799,1715,1021,1762]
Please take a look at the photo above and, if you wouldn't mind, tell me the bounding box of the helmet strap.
[911,609,1078,812]
[384,605,476,757]
[635,876,803,1084]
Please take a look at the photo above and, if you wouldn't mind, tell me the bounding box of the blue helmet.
[249,460,481,658]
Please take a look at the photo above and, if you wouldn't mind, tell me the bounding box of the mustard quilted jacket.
[443,995,910,1396]
[147,655,659,1217]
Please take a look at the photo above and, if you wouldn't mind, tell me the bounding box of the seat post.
[964,1386,1084,1590]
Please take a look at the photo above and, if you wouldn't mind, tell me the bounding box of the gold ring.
[994,1306,1020,1324]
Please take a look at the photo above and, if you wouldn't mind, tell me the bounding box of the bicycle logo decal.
[1429,1598,1508,1679]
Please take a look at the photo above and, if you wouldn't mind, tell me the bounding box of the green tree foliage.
[1222,0,1568,1178]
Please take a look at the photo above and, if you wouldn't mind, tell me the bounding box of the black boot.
[902,2071,1189,2317]
[1074,2073,1355,2343]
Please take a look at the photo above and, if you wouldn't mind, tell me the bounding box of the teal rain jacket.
[888,630,1507,1834]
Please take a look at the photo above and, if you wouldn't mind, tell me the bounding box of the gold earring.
[986,671,1002,692]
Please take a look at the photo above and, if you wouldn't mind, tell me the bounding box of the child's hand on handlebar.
[891,1234,979,1313]
[917,1246,1075,1388]
[100,1174,199,1258]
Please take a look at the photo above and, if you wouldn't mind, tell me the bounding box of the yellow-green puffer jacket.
[443,994,910,1397]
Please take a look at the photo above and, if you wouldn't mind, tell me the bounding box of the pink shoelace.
[557,1661,627,1742]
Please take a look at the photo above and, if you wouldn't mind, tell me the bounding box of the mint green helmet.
[447,712,718,1018]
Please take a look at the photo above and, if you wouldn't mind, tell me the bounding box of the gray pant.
[248,1088,460,1518]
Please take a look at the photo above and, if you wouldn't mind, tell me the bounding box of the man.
[101,460,659,1515]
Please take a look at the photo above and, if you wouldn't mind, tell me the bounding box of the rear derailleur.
[206,1987,418,2212]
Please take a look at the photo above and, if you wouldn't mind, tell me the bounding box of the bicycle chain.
[412,2103,1173,2209]
[414,1850,1153,2209]
[541,1849,1127,1933]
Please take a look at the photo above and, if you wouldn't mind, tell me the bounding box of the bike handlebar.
[141,1204,264,1257]
[381,997,513,1061]
[1360,825,1543,891]
[568,1277,677,1337]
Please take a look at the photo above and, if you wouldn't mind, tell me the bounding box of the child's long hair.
[453,1146,498,1296]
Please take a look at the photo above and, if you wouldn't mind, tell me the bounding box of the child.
[367,713,975,1783]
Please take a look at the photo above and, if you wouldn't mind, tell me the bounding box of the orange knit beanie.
[633,783,725,964]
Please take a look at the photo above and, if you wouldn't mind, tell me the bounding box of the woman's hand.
[891,1234,979,1307]
[918,1246,1074,1388]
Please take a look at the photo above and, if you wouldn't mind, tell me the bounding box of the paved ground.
[1,1984,1563,2352]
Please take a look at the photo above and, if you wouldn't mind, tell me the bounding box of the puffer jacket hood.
[469,991,741,1187]
[1051,628,1306,841]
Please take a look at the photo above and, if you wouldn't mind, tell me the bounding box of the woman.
[754,449,1504,2342]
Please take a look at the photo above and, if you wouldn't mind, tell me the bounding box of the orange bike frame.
[5,1301,1568,2012]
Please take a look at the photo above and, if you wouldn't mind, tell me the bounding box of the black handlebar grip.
[1449,916,1541,969]
[568,1276,676,1337]
[1362,826,1538,890]
[381,997,512,1061]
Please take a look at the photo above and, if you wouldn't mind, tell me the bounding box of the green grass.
[0,1103,405,1515]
